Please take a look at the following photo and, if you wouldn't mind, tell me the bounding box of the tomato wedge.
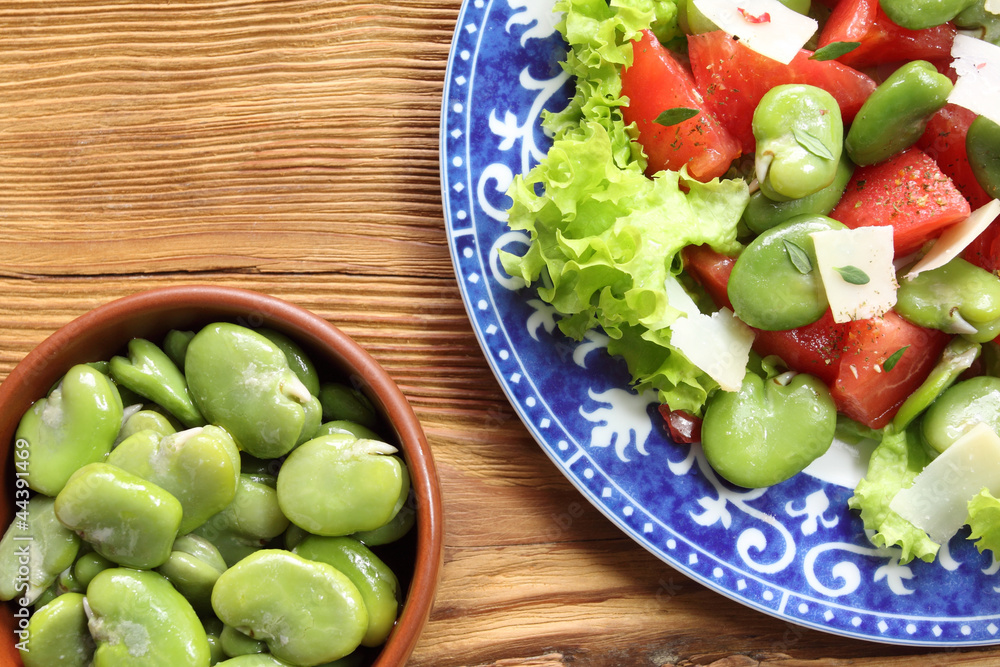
[916,104,1000,273]
[817,0,956,70]
[682,245,950,429]
[622,30,740,181]
[828,147,971,256]
[688,30,876,153]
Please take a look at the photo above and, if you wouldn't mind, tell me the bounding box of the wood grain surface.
[1,1,999,665]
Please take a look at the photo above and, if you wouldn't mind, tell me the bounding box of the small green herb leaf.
[655,107,700,127]
[783,239,813,275]
[883,346,910,372]
[835,265,870,285]
[793,127,836,160]
[810,41,860,61]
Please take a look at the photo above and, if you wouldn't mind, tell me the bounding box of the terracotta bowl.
[0,285,443,666]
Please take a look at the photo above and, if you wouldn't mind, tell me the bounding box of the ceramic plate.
[440,0,1000,646]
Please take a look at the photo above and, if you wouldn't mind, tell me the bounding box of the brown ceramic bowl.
[0,285,443,666]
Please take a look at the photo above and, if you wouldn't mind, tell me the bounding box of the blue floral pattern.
[440,0,1000,645]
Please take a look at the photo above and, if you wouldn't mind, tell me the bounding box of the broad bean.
[753,84,843,201]
[211,549,367,665]
[701,371,837,488]
[845,60,952,166]
[880,0,977,30]
[110,338,205,427]
[19,592,94,667]
[893,338,981,433]
[54,462,182,569]
[319,382,380,431]
[277,435,404,536]
[921,376,1000,454]
[728,214,846,330]
[259,328,321,396]
[185,323,322,459]
[743,155,854,235]
[87,567,210,667]
[0,495,80,603]
[895,257,1000,342]
[156,534,228,614]
[967,115,1000,199]
[16,364,122,496]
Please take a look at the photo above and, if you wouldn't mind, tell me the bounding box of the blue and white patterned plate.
[440,0,1000,646]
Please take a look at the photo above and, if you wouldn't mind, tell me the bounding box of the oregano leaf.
[883,346,910,372]
[655,107,700,127]
[783,239,813,274]
[835,265,870,285]
[810,41,861,61]
[793,127,836,161]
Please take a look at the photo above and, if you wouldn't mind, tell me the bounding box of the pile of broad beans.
[0,321,414,667]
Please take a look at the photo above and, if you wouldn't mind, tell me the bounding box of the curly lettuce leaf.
[848,427,940,564]
[544,0,679,148]
[501,120,748,414]
[967,488,1000,555]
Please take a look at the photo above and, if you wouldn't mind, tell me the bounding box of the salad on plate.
[498,0,1000,566]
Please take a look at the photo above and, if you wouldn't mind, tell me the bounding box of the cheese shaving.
[948,34,1000,126]
[692,0,817,65]
[905,199,1000,278]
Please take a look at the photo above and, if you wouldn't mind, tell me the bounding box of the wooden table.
[1,2,998,665]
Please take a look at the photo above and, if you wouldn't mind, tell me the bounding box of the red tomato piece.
[622,30,741,181]
[917,104,992,210]
[682,244,951,428]
[828,147,971,256]
[916,104,1000,273]
[688,30,876,153]
[818,0,956,70]
[828,312,950,429]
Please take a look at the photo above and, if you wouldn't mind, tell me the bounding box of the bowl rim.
[0,284,443,667]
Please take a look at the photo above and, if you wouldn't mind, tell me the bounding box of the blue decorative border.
[440,0,1000,646]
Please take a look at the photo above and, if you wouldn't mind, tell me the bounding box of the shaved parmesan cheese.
[810,226,897,323]
[988,0,1000,14]
[889,423,1000,544]
[664,275,700,318]
[948,34,1000,126]
[692,0,817,65]
[670,307,754,392]
[905,199,1000,278]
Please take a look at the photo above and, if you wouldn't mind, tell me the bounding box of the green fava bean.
[294,536,400,647]
[921,376,1000,454]
[73,551,114,589]
[107,424,241,534]
[156,534,228,614]
[352,500,416,547]
[214,656,293,667]
[316,419,382,440]
[0,495,80,603]
[319,382,380,430]
[110,338,206,427]
[116,408,179,444]
[163,329,196,371]
[220,624,268,657]
[55,462,182,569]
[194,474,289,567]
[728,214,846,330]
[16,363,123,496]
[967,114,1000,199]
[19,592,94,667]
[203,616,227,665]
[753,84,843,201]
[893,337,980,432]
[896,257,1000,342]
[277,435,405,536]
[87,567,210,667]
[845,60,952,166]
[880,0,977,29]
[185,323,323,458]
[701,372,837,488]
[259,328,322,397]
[743,155,854,235]
[955,0,1000,44]
[212,549,368,665]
